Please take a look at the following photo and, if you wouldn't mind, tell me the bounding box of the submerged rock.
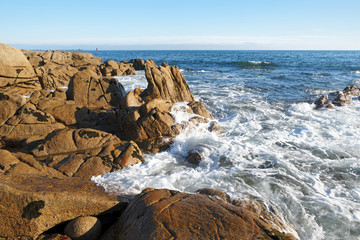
[314,84,360,109]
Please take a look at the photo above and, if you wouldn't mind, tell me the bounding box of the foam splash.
[115,70,148,93]
[93,71,360,239]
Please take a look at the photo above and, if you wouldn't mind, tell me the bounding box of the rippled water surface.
[91,50,360,240]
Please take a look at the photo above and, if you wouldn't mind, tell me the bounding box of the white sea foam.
[92,73,360,240]
[115,70,147,92]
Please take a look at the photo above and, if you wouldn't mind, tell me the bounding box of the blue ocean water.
[91,51,360,240]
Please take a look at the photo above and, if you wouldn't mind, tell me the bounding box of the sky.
[1,0,360,50]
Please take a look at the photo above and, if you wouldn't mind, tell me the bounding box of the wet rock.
[314,94,328,109]
[0,173,123,239]
[107,188,298,240]
[343,84,360,96]
[64,216,102,240]
[188,101,213,119]
[196,188,231,203]
[208,121,223,133]
[333,92,351,106]
[186,150,202,165]
[314,85,360,109]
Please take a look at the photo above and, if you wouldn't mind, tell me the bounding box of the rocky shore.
[0,43,298,239]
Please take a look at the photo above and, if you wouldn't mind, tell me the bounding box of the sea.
[90,50,360,240]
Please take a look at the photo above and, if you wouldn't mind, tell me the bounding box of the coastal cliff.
[0,43,298,239]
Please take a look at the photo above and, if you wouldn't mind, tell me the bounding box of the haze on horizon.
[2,0,360,50]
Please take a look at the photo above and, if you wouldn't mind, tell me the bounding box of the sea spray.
[92,50,360,239]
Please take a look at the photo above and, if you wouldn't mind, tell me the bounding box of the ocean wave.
[232,60,277,68]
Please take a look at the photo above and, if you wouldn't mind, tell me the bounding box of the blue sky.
[2,0,360,50]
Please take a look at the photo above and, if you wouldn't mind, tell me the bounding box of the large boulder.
[0,43,36,82]
[0,173,124,239]
[104,188,298,240]
[67,69,126,109]
[0,43,40,95]
[144,60,194,103]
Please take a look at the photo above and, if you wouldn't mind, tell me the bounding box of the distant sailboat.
[96,48,98,51]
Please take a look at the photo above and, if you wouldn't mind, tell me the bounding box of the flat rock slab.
[0,173,124,239]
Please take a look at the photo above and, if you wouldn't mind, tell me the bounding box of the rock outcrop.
[143,60,194,103]
[129,58,145,70]
[0,44,249,239]
[0,173,125,239]
[100,60,136,77]
[101,188,298,240]
[314,84,360,109]
[67,68,125,109]
[0,43,40,95]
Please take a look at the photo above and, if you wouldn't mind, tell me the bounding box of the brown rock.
[73,156,112,179]
[32,128,121,157]
[344,85,360,96]
[129,58,145,70]
[144,60,194,103]
[140,98,173,115]
[121,90,144,109]
[114,141,143,168]
[0,173,122,239]
[314,94,328,108]
[333,93,351,106]
[0,43,40,95]
[46,101,79,125]
[0,103,66,142]
[186,150,202,165]
[67,69,125,109]
[110,188,298,240]
[196,188,231,203]
[0,43,36,82]
[0,92,26,126]
[188,101,213,119]
[64,216,102,240]
[53,87,67,99]
[133,108,175,141]
[0,149,20,173]
[72,52,102,67]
